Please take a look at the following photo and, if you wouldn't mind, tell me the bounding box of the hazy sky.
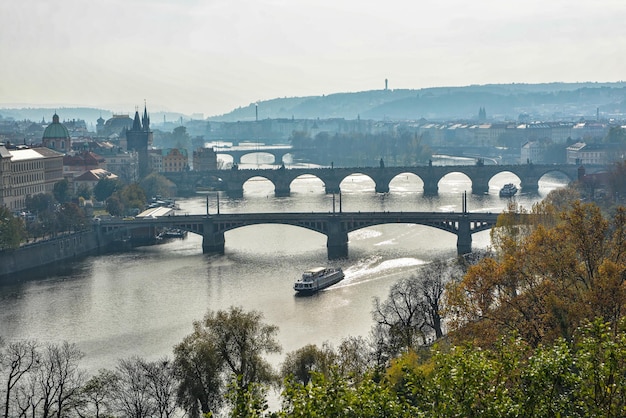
[1,0,625,117]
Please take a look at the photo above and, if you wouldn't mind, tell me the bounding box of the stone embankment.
[0,230,106,282]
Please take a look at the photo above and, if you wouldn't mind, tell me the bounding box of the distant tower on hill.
[125,104,152,178]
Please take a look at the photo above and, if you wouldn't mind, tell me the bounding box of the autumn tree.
[119,183,147,215]
[447,197,626,348]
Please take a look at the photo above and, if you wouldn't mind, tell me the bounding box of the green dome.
[42,113,70,139]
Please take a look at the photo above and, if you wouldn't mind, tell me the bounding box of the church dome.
[102,114,133,136]
[42,113,70,140]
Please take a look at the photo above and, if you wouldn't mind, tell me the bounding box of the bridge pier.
[274,178,291,197]
[423,178,438,196]
[275,188,290,197]
[520,176,540,193]
[225,186,244,198]
[471,173,490,194]
[456,216,472,255]
[375,181,390,193]
[202,220,225,254]
[327,219,348,259]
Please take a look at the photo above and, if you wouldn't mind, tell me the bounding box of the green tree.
[173,325,223,417]
[57,202,89,232]
[280,344,335,385]
[105,195,124,217]
[53,179,71,204]
[119,183,147,215]
[75,183,92,200]
[205,307,281,398]
[173,306,281,418]
[25,193,55,214]
[93,177,122,202]
[0,207,25,250]
[280,369,417,418]
[140,172,176,199]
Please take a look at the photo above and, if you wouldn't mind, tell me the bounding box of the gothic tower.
[125,104,153,178]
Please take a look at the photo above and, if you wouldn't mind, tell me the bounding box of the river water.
[0,156,567,373]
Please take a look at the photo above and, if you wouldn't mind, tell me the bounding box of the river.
[0,156,568,373]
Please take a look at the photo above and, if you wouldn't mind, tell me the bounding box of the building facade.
[162,148,188,172]
[192,147,218,171]
[0,145,64,210]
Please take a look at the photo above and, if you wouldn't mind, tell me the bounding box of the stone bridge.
[213,145,296,165]
[98,210,501,259]
[165,163,594,197]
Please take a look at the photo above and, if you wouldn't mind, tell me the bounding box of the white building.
[0,145,64,210]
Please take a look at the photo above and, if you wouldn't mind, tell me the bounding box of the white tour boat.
[293,267,344,294]
[499,183,518,197]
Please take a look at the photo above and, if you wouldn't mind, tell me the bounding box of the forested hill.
[2,82,626,125]
[211,82,626,122]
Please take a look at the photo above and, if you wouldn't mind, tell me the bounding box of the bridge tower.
[126,104,152,178]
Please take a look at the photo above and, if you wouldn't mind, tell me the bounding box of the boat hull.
[294,268,344,295]
[499,183,518,197]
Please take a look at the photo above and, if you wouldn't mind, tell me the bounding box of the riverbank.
[0,230,104,283]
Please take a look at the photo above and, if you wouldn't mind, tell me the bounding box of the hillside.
[2,82,626,126]
[210,82,626,122]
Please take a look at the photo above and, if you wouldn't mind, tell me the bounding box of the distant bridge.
[213,145,296,165]
[98,210,501,259]
[164,163,597,197]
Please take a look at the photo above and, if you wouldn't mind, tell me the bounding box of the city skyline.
[1,0,625,118]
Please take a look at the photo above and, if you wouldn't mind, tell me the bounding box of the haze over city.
[2,0,626,117]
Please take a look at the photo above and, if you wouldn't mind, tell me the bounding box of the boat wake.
[336,256,425,288]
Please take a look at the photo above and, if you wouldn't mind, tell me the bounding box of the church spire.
[142,100,150,131]
[132,106,142,131]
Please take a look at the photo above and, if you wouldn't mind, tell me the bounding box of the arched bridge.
[165,163,596,197]
[97,211,501,259]
[213,145,296,165]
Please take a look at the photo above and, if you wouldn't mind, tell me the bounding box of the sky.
[1,0,625,118]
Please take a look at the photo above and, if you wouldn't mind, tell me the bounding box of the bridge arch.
[289,173,326,194]
[437,171,473,194]
[239,151,279,165]
[242,176,276,196]
[339,173,376,193]
[487,171,521,194]
[389,172,425,193]
[215,153,234,166]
